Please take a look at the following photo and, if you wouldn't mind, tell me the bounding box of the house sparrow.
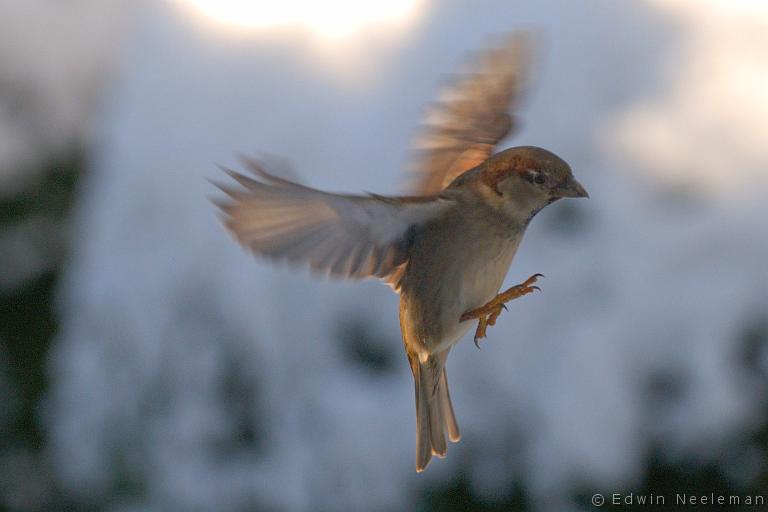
[213,34,588,472]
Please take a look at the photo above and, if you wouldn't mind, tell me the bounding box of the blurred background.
[2,0,768,510]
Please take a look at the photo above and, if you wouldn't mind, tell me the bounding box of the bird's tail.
[413,352,461,472]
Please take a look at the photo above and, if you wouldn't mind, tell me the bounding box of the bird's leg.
[460,273,543,347]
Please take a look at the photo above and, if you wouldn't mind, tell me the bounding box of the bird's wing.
[407,32,532,195]
[212,157,453,281]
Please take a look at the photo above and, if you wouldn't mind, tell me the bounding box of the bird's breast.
[399,218,523,355]
[452,232,521,315]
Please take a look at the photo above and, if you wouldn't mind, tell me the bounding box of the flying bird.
[212,33,588,472]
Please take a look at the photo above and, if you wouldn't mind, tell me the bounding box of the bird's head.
[470,145,588,223]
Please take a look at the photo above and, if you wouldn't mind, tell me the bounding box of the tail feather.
[414,368,433,471]
[413,352,460,472]
[426,365,447,458]
[439,368,461,442]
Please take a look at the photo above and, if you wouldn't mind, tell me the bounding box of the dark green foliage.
[213,352,265,458]
[738,316,768,380]
[336,316,398,375]
[419,474,526,512]
[575,451,760,511]
[0,270,57,448]
[0,152,83,512]
[0,155,82,228]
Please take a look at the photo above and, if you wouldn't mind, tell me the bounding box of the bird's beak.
[554,177,589,198]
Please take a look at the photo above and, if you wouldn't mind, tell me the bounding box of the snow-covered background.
[2,0,768,510]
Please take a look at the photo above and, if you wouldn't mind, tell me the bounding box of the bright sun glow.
[177,0,424,39]
[605,0,768,192]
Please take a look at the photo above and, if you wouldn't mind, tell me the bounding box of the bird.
[212,33,588,472]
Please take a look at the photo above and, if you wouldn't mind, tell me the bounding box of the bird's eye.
[533,173,546,185]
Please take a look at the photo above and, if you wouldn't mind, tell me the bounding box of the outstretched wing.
[213,157,453,281]
[408,33,532,195]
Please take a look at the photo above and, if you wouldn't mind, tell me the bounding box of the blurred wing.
[213,157,452,281]
[408,32,532,195]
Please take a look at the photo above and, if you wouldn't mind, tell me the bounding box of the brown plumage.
[212,33,588,472]
[408,33,531,195]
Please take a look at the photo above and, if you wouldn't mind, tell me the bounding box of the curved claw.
[521,273,545,288]
[464,273,545,348]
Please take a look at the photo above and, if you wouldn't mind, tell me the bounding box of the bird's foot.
[460,273,543,347]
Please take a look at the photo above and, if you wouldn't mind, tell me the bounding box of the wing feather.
[214,158,452,282]
[408,32,532,195]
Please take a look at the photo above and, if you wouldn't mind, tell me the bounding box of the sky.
[4,0,766,510]
[0,0,129,194]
